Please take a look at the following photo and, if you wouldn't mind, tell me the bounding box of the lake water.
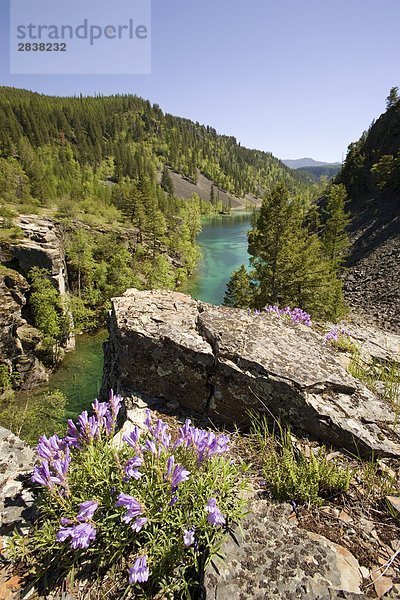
[15,211,253,437]
[188,211,253,305]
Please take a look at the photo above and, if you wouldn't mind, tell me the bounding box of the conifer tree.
[321,184,351,267]
[224,265,252,308]
[161,165,174,196]
[247,184,346,320]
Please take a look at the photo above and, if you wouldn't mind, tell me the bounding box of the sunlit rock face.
[103,289,400,458]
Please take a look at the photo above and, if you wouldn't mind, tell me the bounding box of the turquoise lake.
[188,211,253,305]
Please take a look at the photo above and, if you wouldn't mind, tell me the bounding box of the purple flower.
[143,439,157,454]
[166,455,175,477]
[36,434,66,461]
[129,555,150,584]
[65,419,81,448]
[92,399,109,419]
[56,526,72,542]
[131,517,147,532]
[116,493,144,523]
[76,410,101,442]
[60,517,72,526]
[144,409,152,430]
[56,522,96,549]
[183,528,195,547]
[152,419,171,449]
[109,390,122,426]
[32,460,53,488]
[206,498,226,526]
[264,305,312,327]
[124,456,143,480]
[325,328,339,342]
[169,494,178,507]
[170,464,190,491]
[175,420,230,464]
[77,500,98,522]
[123,427,141,448]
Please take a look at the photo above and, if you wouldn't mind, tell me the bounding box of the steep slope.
[337,100,400,332]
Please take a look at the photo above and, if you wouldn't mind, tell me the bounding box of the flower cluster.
[116,493,147,532]
[66,391,122,448]
[25,392,244,595]
[174,419,230,464]
[31,391,122,496]
[325,325,349,343]
[32,434,71,493]
[263,305,312,327]
[55,500,99,549]
[129,555,150,584]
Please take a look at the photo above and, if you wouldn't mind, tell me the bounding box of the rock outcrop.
[1,215,74,347]
[0,215,75,390]
[0,267,47,389]
[11,216,69,297]
[0,426,35,534]
[102,289,400,458]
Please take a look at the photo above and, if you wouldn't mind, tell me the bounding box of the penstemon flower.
[56,522,97,549]
[206,498,226,526]
[116,493,144,524]
[129,555,150,584]
[76,500,98,522]
[183,528,195,547]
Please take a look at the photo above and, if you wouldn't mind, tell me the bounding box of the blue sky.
[1,0,399,162]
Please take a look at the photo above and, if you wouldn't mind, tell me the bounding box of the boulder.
[102,289,400,458]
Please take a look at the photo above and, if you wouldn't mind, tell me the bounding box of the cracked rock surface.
[102,289,400,457]
[204,498,364,600]
[0,426,35,534]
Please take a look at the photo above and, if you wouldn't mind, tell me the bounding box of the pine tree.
[248,184,346,320]
[210,184,215,206]
[224,265,252,308]
[321,184,351,267]
[386,86,399,109]
[161,165,174,196]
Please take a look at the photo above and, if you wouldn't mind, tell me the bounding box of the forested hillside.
[0,86,310,208]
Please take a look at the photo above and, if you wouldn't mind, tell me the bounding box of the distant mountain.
[283,158,341,169]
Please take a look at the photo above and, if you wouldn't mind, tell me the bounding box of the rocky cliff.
[0,215,74,391]
[102,289,400,458]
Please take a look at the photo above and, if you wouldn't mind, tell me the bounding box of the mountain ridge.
[283,158,341,169]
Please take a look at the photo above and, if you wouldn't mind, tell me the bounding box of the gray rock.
[343,323,400,365]
[103,289,400,457]
[0,426,35,533]
[0,268,48,389]
[10,215,75,351]
[204,498,364,599]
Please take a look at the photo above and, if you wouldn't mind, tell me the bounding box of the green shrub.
[251,414,351,505]
[8,393,247,598]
